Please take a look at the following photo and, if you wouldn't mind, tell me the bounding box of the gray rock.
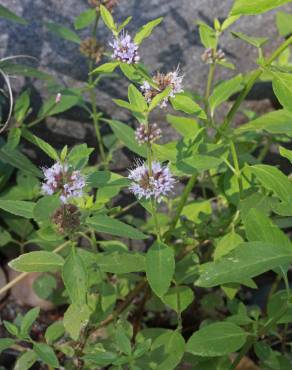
[1,0,291,153]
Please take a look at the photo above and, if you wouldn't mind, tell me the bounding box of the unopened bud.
[55,93,62,104]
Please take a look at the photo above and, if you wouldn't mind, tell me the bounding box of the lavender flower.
[135,123,162,145]
[110,32,140,64]
[128,161,175,202]
[41,162,86,203]
[140,67,184,108]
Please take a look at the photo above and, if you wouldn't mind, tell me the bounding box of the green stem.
[229,139,243,198]
[164,174,197,242]
[219,35,292,137]
[87,13,106,165]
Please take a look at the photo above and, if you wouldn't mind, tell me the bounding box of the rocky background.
[1,0,292,166]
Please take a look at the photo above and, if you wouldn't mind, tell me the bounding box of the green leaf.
[87,171,129,188]
[39,88,81,117]
[33,342,59,368]
[33,274,57,300]
[0,227,12,247]
[33,196,60,224]
[86,214,148,240]
[146,241,175,297]
[231,32,268,48]
[14,90,30,122]
[0,338,15,353]
[250,164,292,202]
[92,61,120,74]
[268,290,292,323]
[14,350,37,370]
[237,109,292,135]
[196,241,292,288]
[45,321,65,344]
[198,22,217,49]
[106,119,147,157]
[231,0,292,16]
[115,326,132,355]
[0,200,35,219]
[45,21,81,44]
[214,231,243,260]
[209,75,243,114]
[186,322,246,356]
[63,303,91,340]
[0,146,42,177]
[67,143,93,169]
[9,251,65,272]
[162,286,194,312]
[279,146,292,163]
[244,208,290,246]
[276,11,292,36]
[128,84,148,112]
[0,63,52,80]
[0,5,27,25]
[22,129,59,161]
[74,8,96,29]
[134,17,163,44]
[148,86,172,111]
[166,114,200,137]
[3,321,19,336]
[272,71,292,112]
[146,330,185,370]
[170,94,207,119]
[83,352,119,366]
[20,307,40,338]
[62,249,87,305]
[100,283,116,311]
[177,154,223,174]
[96,252,145,274]
[100,4,116,32]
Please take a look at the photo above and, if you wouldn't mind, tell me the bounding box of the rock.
[8,268,55,311]
[1,0,292,152]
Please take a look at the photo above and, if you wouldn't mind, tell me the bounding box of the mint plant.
[0,0,292,369]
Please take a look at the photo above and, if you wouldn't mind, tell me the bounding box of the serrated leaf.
[9,251,64,272]
[45,321,65,344]
[146,241,175,297]
[166,114,200,137]
[177,154,223,174]
[134,17,163,44]
[0,338,15,353]
[128,84,148,112]
[14,350,37,370]
[276,11,292,36]
[186,322,246,356]
[214,231,243,260]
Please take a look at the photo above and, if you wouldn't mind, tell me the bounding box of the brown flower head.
[79,37,104,63]
[88,0,118,12]
[51,204,81,234]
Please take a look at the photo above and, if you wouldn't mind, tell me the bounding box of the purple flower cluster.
[110,32,140,64]
[41,162,86,203]
[141,67,184,108]
[135,123,162,145]
[128,161,175,202]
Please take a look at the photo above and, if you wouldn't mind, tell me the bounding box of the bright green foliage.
[1,1,292,369]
